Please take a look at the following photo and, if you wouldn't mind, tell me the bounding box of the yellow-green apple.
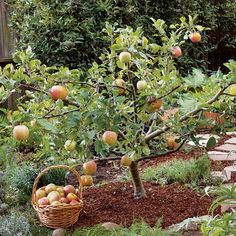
[30,119,37,126]
[137,80,147,91]
[83,160,97,175]
[50,85,68,101]
[45,183,57,194]
[66,193,78,202]
[119,52,131,63]
[64,185,76,195]
[64,140,76,151]
[81,175,93,187]
[38,197,50,206]
[47,191,60,203]
[102,131,117,145]
[51,201,62,206]
[189,32,201,43]
[112,79,125,95]
[13,125,29,141]
[120,155,132,167]
[35,189,46,201]
[228,84,236,96]
[170,46,182,58]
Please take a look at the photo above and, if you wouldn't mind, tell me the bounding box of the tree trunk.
[129,161,147,198]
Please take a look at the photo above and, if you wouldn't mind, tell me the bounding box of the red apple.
[170,46,182,58]
[64,185,76,195]
[70,199,79,205]
[38,197,50,206]
[189,32,201,43]
[102,131,117,145]
[50,85,68,101]
[60,197,70,204]
[83,160,97,175]
[13,125,29,141]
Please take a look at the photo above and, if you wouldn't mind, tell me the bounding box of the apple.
[64,185,76,195]
[51,201,62,206]
[147,99,162,113]
[64,140,76,151]
[38,197,50,206]
[83,160,97,175]
[60,197,70,204]
[189,32,201,43]
[52,228,65,236]
[13,125,29,141]
[45,183,57,194]
[170,46,182,58]
[81,175,93,187]
[35,189,46,201]
[66,193,78,202]
[167,136,180,150]
[50,85,68,101]
[47,191,60,203]
[30,119,37,126]
[120,155,132,167]
[119,52,131,63]
[228,84,236,96]
[70,199,79,205]
[102,131,117,145]
[112,79,125,95]
[137,80,147,91]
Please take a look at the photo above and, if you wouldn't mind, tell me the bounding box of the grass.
[141,155,213,186]
[72,220,180,236]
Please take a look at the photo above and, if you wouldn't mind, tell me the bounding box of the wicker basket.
[32,165,83,229]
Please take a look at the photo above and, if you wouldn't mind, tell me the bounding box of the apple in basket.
[51,201,62,206]
[60,197,70,204]
[66,193,78,202]
[70,199,79,205]
[64,185,76,195]
[35,189,46,201]
[47,191,60,204]
[38,197,50,206]
[45,183,57,194]
[57,187,65,197]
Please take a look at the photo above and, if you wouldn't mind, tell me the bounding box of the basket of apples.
[31,165,83,229]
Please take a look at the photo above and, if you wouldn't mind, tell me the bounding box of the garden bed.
[74,182,217,229]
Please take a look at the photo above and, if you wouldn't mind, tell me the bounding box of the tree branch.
[52,80,96,88]
[157,85,180,100]
[43,108,80,119]
[144,85,230,143]
[136,138,187,163]
[19,83,48,95]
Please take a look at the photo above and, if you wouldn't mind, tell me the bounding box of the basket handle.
[31,165,82,204]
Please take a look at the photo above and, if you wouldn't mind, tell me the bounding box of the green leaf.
[95,140,104,153]
[37,119,58,133]
[178,95,200,113]
[206,137,216,150]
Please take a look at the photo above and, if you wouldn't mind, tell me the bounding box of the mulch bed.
[211,160,235,171]
[75,182,216,229]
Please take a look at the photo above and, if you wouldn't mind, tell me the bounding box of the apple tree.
[1,16,236,198]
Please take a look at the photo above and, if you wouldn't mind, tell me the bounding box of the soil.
[211,160,235,171]
[75,182,217,229]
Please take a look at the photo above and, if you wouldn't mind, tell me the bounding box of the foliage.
[0,172,9,215]
[0,16,235,197]
[72,220,180,236]
[201,211,236,236]
[0,211,32,236]
[142,155,212,185]
[6,0,236,70]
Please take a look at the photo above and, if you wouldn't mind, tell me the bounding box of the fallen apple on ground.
[13,125,29,141]
[83,160,97,175]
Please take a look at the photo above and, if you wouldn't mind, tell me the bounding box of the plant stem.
[129,161,147,198]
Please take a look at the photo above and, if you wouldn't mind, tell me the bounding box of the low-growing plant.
[0,211,32,236]
[72,220,180,236]
[142,155,211,186]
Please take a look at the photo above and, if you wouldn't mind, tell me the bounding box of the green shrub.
[142,155,211,185]
[6,0,236,70]
[0,212,32,236]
